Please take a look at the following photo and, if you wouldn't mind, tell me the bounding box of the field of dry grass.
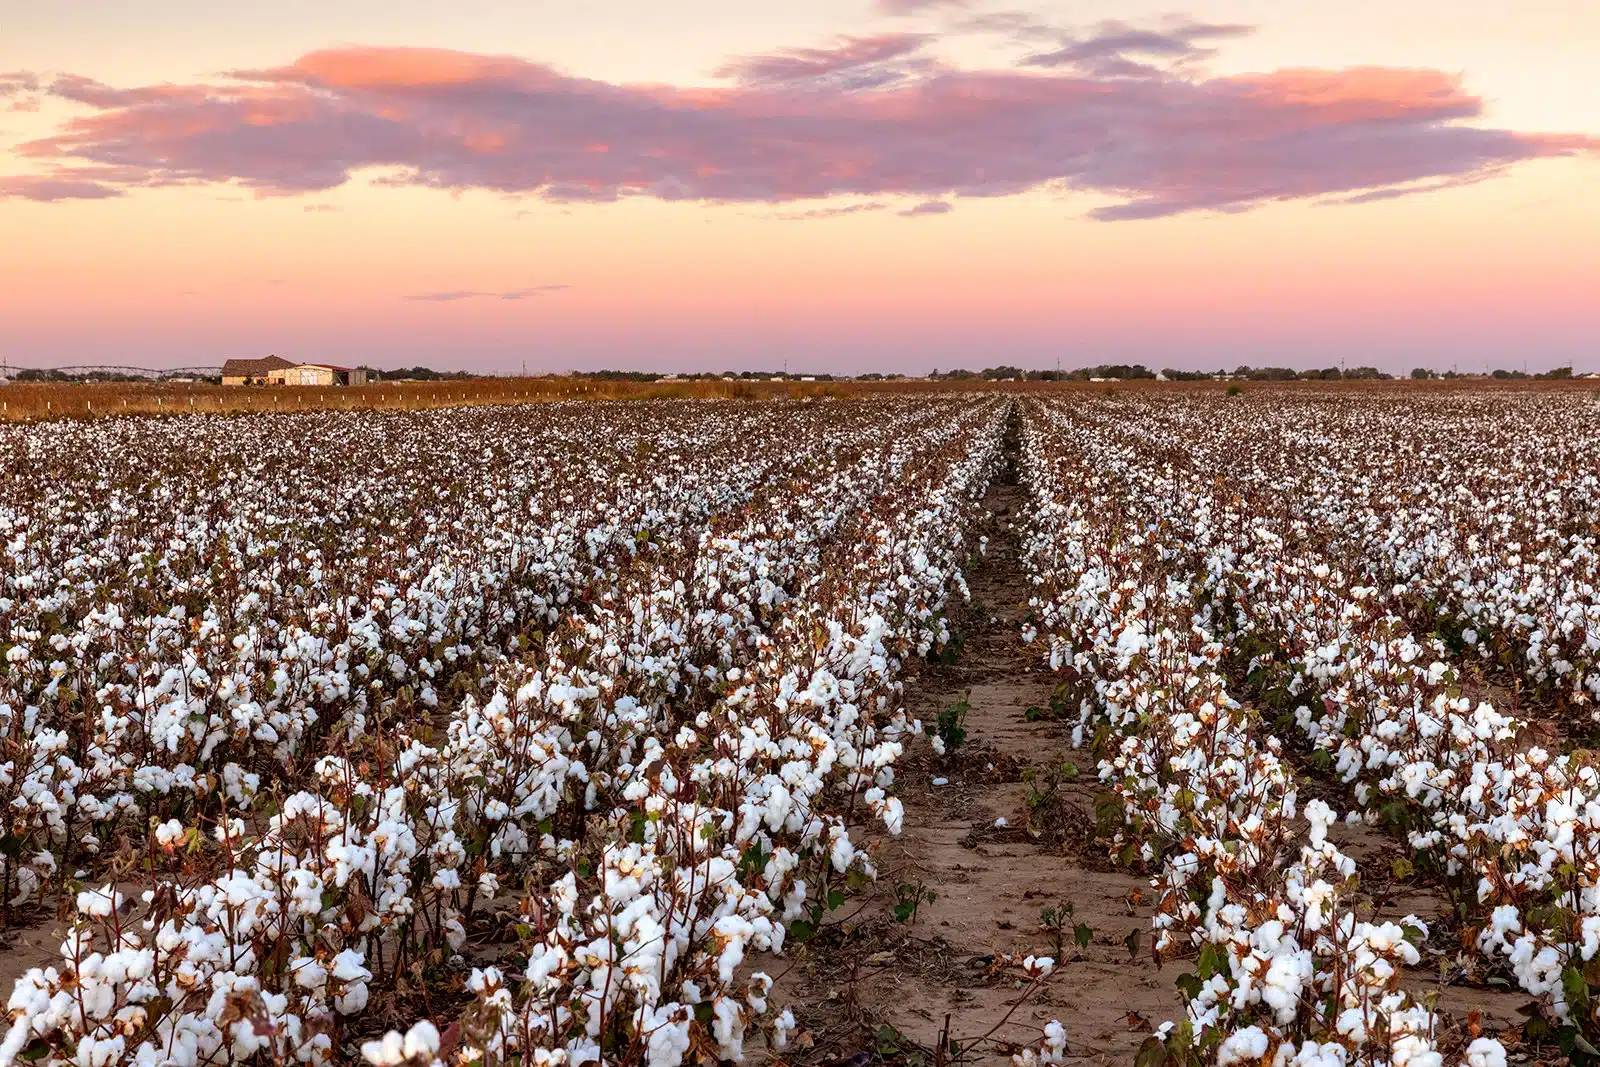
[4,375,1596,423]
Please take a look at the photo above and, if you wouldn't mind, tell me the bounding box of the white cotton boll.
[1039,1020,1068,1065]
[932,777,949,786]
[362,1032,407,1066]
[402,1020,440,1061]
[1218,1026,1271,1066]
[154,820,185,847]
[713,997,746,1062]
[291,957,328,990]
[1464,1038,1506,1067]
[713,915,754,983]
[646,1005,693,1067]
[1289,1041,1347,1067]
[75,885,121,918]
[773,1008,797,1050]
[1303,798,1334,848]
[337,982,371,1015]
[994,817,1008,828]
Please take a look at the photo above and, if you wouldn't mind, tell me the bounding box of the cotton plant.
[0,397,1012,1066]
[1014,399,1504,1066]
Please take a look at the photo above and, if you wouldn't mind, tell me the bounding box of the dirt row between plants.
[774,446,1184,1067]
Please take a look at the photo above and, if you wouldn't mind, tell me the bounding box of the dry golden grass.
[0,377,815,421]
[0,376,1066,421]
[2,375,1595,422]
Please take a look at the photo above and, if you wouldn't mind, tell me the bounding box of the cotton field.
[1,390,1597,1067]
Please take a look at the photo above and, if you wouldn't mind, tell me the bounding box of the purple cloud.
[0,174,124,201]
[715,33,931,88]
[1022,19,1254,74]
[899,199,952,216]
[4,45,1594,220]
[405,284,570,302]
[1,70,44,112]
[957,11,1061,43]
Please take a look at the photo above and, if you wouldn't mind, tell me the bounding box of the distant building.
[222,356,368,386]
[221,355,294,385]
[271,364,369,387]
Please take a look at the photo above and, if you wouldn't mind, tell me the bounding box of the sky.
[2,1,1597,375]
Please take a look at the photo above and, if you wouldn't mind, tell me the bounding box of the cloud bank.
[3,35,1593,219]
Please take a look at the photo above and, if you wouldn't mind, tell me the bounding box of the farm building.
[271,364,369,387]
[221,355,294,385]
[220,357,368,387]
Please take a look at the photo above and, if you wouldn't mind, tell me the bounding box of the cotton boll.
[1463,1038,1506,1067]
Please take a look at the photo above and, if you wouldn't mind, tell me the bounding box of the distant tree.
[1410,367,1435,380]
[375,365,473,381]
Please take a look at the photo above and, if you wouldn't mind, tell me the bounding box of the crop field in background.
[0,378,851,421]
[0,389,1598,1067]
[5,377,1598,423]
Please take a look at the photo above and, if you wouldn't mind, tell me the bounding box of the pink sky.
[2,1,1596,374]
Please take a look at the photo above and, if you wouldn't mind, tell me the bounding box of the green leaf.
[1124,928,1143,960]
[1134,1035,1168,1067]
[788,919,816,943]
[1074,923,1093,949]
[1562,965,1591,1012]
[827,890,846,911]
[1175,972,1203,1000]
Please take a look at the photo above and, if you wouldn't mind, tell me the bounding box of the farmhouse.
[220,355,294,385]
